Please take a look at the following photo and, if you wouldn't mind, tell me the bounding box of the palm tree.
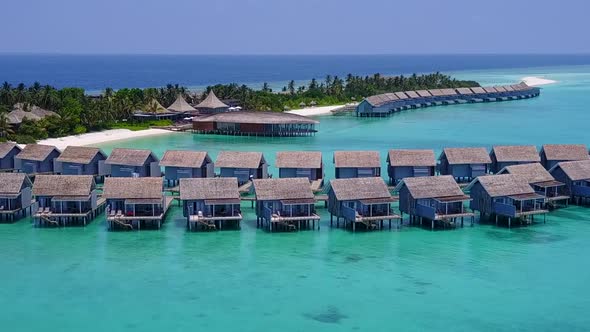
[0,113,14,138]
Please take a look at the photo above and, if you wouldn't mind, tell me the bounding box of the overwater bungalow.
[328,177,400,231]
[0,142,22,171]
[467,174,547,227]
[493,86,510,101]
[549,160,590,204]
[179,177,242,231]
[469,87,487,102]
[14,144,60,175]
[103,177,169,230]
[489,145,540,173]
[0,173,33,222]
[386,149,436,185]
[427,89,445,105]
[356,93,398,117]
[415,90,434,106]
[440,88,460,104]
[540,144,589,170]
[482,87,499,101]
[333,151,381,179]
[275,151,324,191]
[216,151,268,186]
[54,146,107,178]
[502,85,517,99]
[438,147,491,182]
[167,95,196,114]
[195,91,229,114]
[395,175,474,230]
[404,91,421,107]
[193,111,319,137]
[32,175,105,227]
[394,91,411,109]
[104,148,160,177]
[499,163,569,205]
[159,150,214,186]
[455,87,477,102]
[254,178,320,232]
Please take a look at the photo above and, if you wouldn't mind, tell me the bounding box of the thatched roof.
[492,145,540,162]
[105,148,157,166]
[194,111,318,125]
[196,91,229,109]
[254,178,314,201]
[467,174,534,198]
[0,173,31,196]
[387,149,436,167]
[56,146,106,164]
[494,86,507,92]
[275,151,322,169]
[503,85,515,92]
[483,87,497,93]
[396,175,465,199]
[405,91,419,98]
[215,151,264,169]
[365,93,398,107]
[542,144,589,161]
[7,103,60,125]
[470,87,486,94]
[442,147,491,165]
[0,142,21,159]
[16,144,59,162]
[159,150,210,168]
[330,177,392,201]
[179,177,239,201]
[500,163,554,184]
[456,88,474,95]
[143,99,169,114]
[167,95,196,113]
[550,160,590,181]
[33,175,94,197]
[333,151,380,168]
[103,177,163,199]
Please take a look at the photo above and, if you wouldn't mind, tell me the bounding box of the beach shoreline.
[286,105,348,117]
[521,76,557,86]
[36,128,171,150]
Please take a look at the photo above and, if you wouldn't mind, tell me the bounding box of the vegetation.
[0,72,478,143]
[204,72,479,111]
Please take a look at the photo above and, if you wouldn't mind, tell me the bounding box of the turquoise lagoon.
[2,66,590,331]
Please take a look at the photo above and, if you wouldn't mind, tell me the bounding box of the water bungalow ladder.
[40,215,59,226]
[359,219,378,230]
[196,218,216,230]
[112,218,133,230]
[276,220,296,231]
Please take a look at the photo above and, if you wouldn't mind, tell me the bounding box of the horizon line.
[1,52,590,57]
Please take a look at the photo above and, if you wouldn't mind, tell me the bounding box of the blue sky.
[0,0,587,54]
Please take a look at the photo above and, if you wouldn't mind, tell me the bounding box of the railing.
[493,202,517,218]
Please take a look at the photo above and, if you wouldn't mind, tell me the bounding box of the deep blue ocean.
[1,54,590,93]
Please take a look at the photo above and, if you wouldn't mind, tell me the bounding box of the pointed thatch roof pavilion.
[196,91,229,113]
[167,95,196,113]
[7,103,60,125]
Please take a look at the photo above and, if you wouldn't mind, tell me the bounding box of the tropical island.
[0,72,478,143]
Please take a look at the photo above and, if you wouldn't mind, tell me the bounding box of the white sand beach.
[521,76,557,86]
[37,128,170,150]
[286,105,347,116]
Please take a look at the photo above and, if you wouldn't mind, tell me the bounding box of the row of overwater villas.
[356,82,540,117]
[1,143,590,231]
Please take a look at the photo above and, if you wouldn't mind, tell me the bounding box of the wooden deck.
[271,213,321,222]
[238,181,252,194]
[434,211,475,221]
[34,198,107,227]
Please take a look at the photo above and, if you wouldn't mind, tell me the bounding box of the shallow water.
[2,66,590,331]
